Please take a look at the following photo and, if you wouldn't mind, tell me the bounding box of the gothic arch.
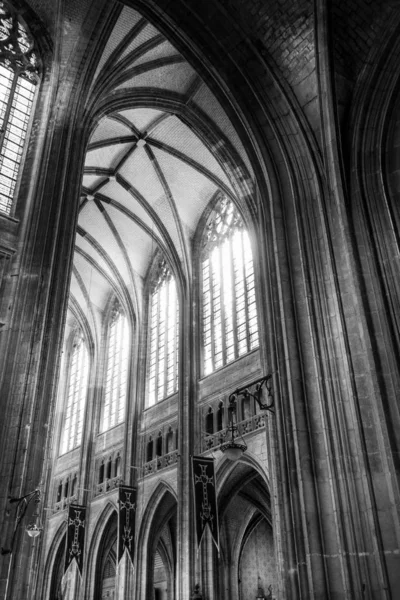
[94,512,118,599]
[41,521,67,600]
[84,501,118,599]
[136,482,178,600]
[216,460,274,600]
[216,451,270,499]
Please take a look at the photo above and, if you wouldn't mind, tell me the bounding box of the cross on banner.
[118,486,137,564]
[192,456,219,552]
[65,504,86,575]
[195,464,215,526]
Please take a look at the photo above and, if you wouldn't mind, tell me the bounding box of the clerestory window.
[0,1,39,215]
[101,303,129,432]
[147,259,179,407]
[60,331,89,455]
[201,194,259,375]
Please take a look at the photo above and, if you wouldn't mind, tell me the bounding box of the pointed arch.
[41,520,67,599]
[216,448,270,488]
[84,501,118,599]
[212,457,274,600]
[100,296,130,432]
[136,481,178,600]
[196,192,259,376]
[59,328,90,455]
[145,254,179,407]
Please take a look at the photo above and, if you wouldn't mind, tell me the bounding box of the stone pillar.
[177,282,194,598]
[0,78,88,598]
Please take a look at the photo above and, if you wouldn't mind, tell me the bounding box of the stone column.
[0,82,89,599]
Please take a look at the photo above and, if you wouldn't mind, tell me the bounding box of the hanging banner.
[192,456,219,552]
[118,485,137,564]
[65,504,86,575]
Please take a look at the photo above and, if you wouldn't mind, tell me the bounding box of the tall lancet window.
[147,259,179,407]
[60,331,89,455]
[201,194,259,375]
[0,1,39,215]
[101,302,129,432]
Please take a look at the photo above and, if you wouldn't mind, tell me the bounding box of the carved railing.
[143,449,179,477]
[94,475,123,497]
[202,412,266,453]
[53,495,77,514]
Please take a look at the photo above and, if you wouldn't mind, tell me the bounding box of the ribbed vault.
[67,4,255,335]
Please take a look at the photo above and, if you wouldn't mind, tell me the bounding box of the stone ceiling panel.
[105,203,154,278]
[193,84,255,179]
[149,115,233,191]
[132,40,179,69]
[118,21,160,64]
[73,251,113,313]
[78,200,132,286]
[116,61,194,94]
[150,145,217,237]
[118,145,165,204]
[75,234,116,284]
[82,174,107,193]
[92,6,142,84]
[90,118,133,145]
[85,141,135,171]
[118,108,166,133]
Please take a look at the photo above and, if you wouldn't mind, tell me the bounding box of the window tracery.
[147,259,179,406]
[0,0,39,214]
[201,194,259,375]
[60,331,89,455]
[101,302,129,432]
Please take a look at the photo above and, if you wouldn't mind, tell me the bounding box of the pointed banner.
[192,456,219,552]
[65,504,86,575]
[118,486,137,564]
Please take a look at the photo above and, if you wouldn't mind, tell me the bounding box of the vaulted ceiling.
[67,4,255,342]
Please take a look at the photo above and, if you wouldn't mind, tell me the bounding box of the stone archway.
[136,485,177,600]
[238,516,275,600]
[93,511,118,600]
[48,533,66,600]
[216,460,275,600]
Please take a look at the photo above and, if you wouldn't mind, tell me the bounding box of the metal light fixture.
[26,523,42,538]
[220,374,274,461]
[220,397,247,461]
[1,489,42,555]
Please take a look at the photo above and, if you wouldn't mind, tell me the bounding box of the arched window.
[101,303,129,432]
[147,437,154,462]
[60,331,89,454]
[56,481,62,503]
[156,431,163,457]
[205,407,214,435]
[106,457,112,480]
[71,474,77,497]
[0,1,39,215]
[166,427,174,454]
[114,453,121,477]
[147,259,179,406]
[241,393,252,421]
[217,401,225,431]
[201,194,259,375]
[99,461,105,484]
